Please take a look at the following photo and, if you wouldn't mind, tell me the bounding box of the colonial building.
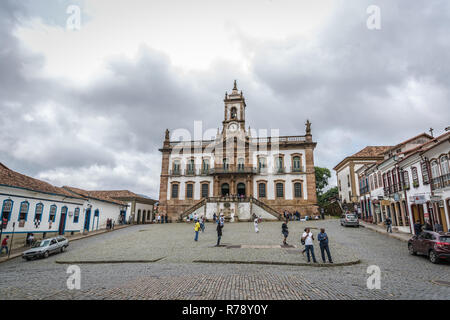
[158,81,318,221]
[0,162,156,250]
[353,131,450,234]
[334,146,392,206]
[73,189,157,224]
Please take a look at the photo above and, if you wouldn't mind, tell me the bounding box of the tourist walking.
[200,216,205,232]
[318,228,333,263]
[301,228,307,255]
[194,220,201,241]
[254,217,259,233]
[216,222,223,246]
[213,212,217,223]
[27,233,35,247]
[219,214,224,227]
[0,236,9,255]
[385,216,392,233]
[302,228,317,263]
[281,222,289,245]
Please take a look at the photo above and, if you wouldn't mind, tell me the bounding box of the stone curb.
[55,257,165,264]
[0,224,132,264]
[192,259,361,267]
[359,222,411,243]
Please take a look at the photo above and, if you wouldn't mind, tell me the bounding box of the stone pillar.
[159,129,171,218]
[305,146,318,214]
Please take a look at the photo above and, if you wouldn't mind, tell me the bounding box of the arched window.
[201,183,209,198]
[186,159,195,175]
[171,183,179,199]
[430,160,439,178]
[202,158,210,174]
[18,201,29,221]
[35,203,44,222]
[258,157,267,173]
[441,155,450,186]
[1,199,13,222]
[440,156,449,175]
[223,158,229,171]
[237,158,245,171]
[276,182,284,198]
[172,160,180,175]
[411,167,419,186]
[186,183,194,199]
[258,183,266,198]
[230,107,237,119]
[73,207,80,223]
[292,156,301,172]
[294,182,302,198]
[377,172,382,188]
[49,205,57,222]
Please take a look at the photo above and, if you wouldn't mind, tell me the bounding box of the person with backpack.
[302,228,317,263]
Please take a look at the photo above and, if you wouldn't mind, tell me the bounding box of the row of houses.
[334,131,450,234]
[0,163,156,250]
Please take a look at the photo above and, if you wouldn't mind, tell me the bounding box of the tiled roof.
[0,163,82,199]
[352,146,392,158]
[385,132,433,154]
[88,190,156,204]
[63,186,127,206]
[399,131,450,163]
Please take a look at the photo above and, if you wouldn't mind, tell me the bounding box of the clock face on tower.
[228,123,238,132]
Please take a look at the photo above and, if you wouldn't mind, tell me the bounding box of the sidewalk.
[359,220,412,242]
[0,224,131,264]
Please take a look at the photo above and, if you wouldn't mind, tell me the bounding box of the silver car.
[22,236,69,260]
[340,213,359,227]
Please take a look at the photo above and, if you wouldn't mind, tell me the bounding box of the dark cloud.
[1,0,449,195]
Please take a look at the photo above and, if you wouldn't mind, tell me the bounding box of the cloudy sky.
[1,0,449,199]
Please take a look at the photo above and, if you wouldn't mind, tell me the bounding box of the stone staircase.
[178,196,281,222]
[178,198,206,221]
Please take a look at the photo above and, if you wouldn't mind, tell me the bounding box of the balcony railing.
[431,173,450,190]
[212,167,257,174]
[169,169,181,176]
[275,167,285,174]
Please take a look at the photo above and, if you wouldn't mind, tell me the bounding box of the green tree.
[314,166,331,196]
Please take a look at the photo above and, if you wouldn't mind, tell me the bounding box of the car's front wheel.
[408,244,416,255]
[43,251,49,259]
[429,250,438,264]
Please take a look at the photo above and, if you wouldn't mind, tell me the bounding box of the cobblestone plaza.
[0,219,449,300]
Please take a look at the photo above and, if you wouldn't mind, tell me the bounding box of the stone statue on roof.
[305,120,311,135]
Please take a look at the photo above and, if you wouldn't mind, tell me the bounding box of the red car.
[408,231,450,264]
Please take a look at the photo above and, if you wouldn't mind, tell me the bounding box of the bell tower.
[222,80,246,137]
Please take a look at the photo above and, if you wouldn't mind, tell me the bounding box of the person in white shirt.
[301,228,317,263]
[254,218,259,233]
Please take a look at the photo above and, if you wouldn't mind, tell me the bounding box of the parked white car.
[22,236,69,261]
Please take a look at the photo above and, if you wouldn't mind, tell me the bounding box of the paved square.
[0,219,449,300]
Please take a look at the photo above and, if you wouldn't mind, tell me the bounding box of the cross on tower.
[429,127,434,137]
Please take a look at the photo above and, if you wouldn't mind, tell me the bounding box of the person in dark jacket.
[216,223,223,246]
[281,222,289,245]
[385,216,392,233]
[317,228,333,263]
[413,220,422,236]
